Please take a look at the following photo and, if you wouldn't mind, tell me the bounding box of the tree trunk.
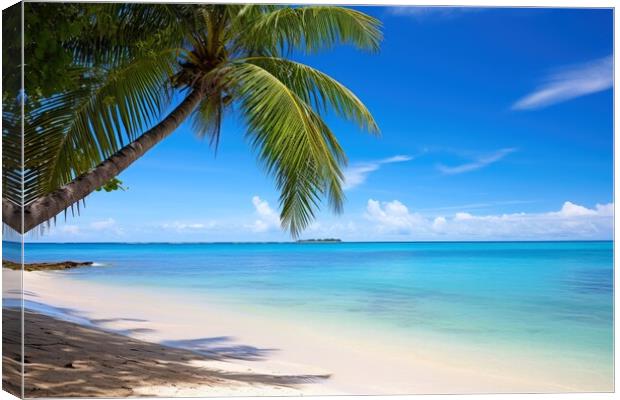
[2,89,205,234]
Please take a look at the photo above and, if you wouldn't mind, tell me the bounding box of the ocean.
[7,240,615,383]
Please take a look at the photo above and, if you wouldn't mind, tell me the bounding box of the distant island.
[296,238,342,243]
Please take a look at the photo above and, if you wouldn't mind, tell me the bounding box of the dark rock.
[2,260,94,271]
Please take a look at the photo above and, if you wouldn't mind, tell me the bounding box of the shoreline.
[3,269,613,395]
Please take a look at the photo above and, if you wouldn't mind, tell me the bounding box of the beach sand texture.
[3,310,331,397]
[2,269,613,396]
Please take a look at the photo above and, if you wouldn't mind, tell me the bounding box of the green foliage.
[12,4,382,237]
[23,3,88,100]
[2,3,21,102]
[17,4,183,206]
[236,6,382,55]
[229,60,378,236]
[96,178,127,193]
[2,4,24,210]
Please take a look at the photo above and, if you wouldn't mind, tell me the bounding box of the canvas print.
[1,2,614,398]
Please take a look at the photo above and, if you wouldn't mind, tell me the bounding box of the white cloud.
[87,218,125,236]
[295,220,359,241]
[363,199,613,240]
[454,212,474,221]
[513,56,613,110]
[555,201,596,217]
[420,200,535,212]
[364,199,426,233]
[432,216,447,231]
[42,218,123,238]
[344,155,413,190]
[437,148,516,175]
[248,196,280,232]
[90,218,116,230]
[381,155,413,163]
[161,221,217,232]
[59,225,80,235]
[594,203,614,216]
[553,201,613,218]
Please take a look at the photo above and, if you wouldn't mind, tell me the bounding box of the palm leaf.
[67,4,188,68]
[235,6,382,55]
[241,56,379,133]
[23,49,178,204]
[229,61,348,237]
[192,90,226,150]
[2,102,22,208]
[5,4,383,237]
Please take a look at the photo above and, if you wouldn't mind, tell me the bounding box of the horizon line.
[9,239,614,245]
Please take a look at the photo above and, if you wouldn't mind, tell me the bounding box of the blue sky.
[33,6,614,242]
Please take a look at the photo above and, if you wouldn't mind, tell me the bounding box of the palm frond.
[241,56,379,133]
[192,91,226,150]
[229,62,347,237]
[235,6,382,55]
[23,49,178,204]
[2,101,22,207]
[67,3,187,68]
[6,4,383,238]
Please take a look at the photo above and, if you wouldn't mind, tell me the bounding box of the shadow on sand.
[2,309,330,397]
[161,337,277,361]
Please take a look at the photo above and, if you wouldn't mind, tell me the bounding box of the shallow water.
[14,240,614,382]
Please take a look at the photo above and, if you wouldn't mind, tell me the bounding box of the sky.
[31,6,614,242]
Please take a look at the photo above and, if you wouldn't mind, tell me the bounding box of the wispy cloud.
[419,199,536,213]
[43,218,124,237]
[512,56,613,110]
[437,148,516,175]
[161,221,217,232]
[388,6,480,20]
[90,218,124,236]
[59,225,80,235]
[90,218,116,231]
[343,155,414,190]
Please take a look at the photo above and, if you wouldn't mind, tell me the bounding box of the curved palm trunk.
[2,89,205,234]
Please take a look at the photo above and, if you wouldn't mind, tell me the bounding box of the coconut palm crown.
[2,4,382,237]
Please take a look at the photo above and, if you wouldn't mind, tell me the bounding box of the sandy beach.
[2,2,614,397]
[2,268,613,396]
[4,309,335,397]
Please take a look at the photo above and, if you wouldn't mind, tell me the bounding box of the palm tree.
[2,4,381,237]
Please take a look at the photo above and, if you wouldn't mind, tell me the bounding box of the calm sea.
[9,241,615,378]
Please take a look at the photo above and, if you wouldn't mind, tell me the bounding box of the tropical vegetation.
[2,3,381,237]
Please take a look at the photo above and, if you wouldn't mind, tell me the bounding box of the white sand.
[4,269,613,395]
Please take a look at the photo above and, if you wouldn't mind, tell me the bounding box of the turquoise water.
[18,241,614,374]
